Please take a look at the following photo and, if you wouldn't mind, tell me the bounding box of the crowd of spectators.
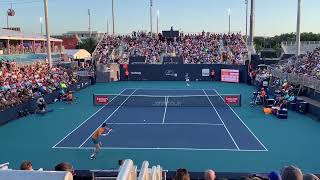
[94,31,248,65]
[2,44,61,55]
[250,66,297,109]
[274,47,320,79]
[2,160,319,180]
[0,60,78,111]
[174,166,319,180]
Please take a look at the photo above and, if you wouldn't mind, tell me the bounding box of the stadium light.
[112,0,115,35]
[228,8,231,34]
[106,17,109,34]
[43,0,52,67]
[156,10,159,34]
[150,0,153,34]
[40,17,43,36]
[249,0,255,50]
[245,0,248,44]
[296,0,301,56]
[88,9,91,36]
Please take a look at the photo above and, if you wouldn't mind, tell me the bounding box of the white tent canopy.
[64,49,91,60]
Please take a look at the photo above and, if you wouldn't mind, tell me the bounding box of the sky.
[0,0,319,36]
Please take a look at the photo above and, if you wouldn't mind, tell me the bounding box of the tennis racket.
[102,124,114,136]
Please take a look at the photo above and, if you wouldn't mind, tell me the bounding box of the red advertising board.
[221,69,239,83]
[94,95,109,105]
[224,95,240,106]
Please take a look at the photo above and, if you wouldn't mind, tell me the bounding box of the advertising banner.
[221,69,239,83]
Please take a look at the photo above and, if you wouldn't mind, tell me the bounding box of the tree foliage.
[254,32,320,56]
[76,36,98,54]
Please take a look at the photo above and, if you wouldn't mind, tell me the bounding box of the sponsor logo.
[165,70,178,77]
[95,96,109,105]
[225,96,239,105]
[131,72,142,75]
[202,69,210,77]
[152,100,182,107]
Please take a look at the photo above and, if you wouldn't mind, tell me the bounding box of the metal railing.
[282,41,320,46]
[270,67,320,92]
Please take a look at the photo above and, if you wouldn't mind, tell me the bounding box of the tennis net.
[93,94,241,107]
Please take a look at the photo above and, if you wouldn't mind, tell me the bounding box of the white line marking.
[212,89,268,151]
[203,89,240,150]
[52,88,129,148]
[107,123,224,126]
[78,89,138,148]
[126,88,205,91]
[162,97,168,124]
[92,94,228,98]
[52,146,268,152]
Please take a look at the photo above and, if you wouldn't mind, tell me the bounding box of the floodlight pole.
[107,17,109,34]
[7,15,9,28]
[150,0,153,35]
[245,0,248,43]
[88,9,91,36]
[249,0,255,48]
[112,0,115,35]
[296,0,301,56]
[228,9,231,34]
[40,17,43,36]
[156,10,159,34]
[43,0,52,67]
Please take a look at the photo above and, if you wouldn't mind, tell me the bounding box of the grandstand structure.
[0,29,63,55]
[93,32,249,65]
[281,41,320,55]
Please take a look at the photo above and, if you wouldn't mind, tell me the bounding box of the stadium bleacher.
[93,32,248,65]
[281,41,320,55]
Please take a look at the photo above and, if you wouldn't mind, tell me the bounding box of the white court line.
[78,89,138,148]
[52,88,129,148]
[162,97,168,124]
[52,146,268,152]
[107,123,224,126]
[202,89,240,150]
[212,89,268,151]
[93,94,228,98]
[126,88,206,91]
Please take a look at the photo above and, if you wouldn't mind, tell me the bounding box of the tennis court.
[2,81,320,172]
[52,88,267,151]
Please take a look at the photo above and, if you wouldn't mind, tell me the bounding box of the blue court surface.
[53,88,267,151]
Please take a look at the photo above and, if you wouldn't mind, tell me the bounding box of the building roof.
[0,29,62,42]
[65,31,101,34]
